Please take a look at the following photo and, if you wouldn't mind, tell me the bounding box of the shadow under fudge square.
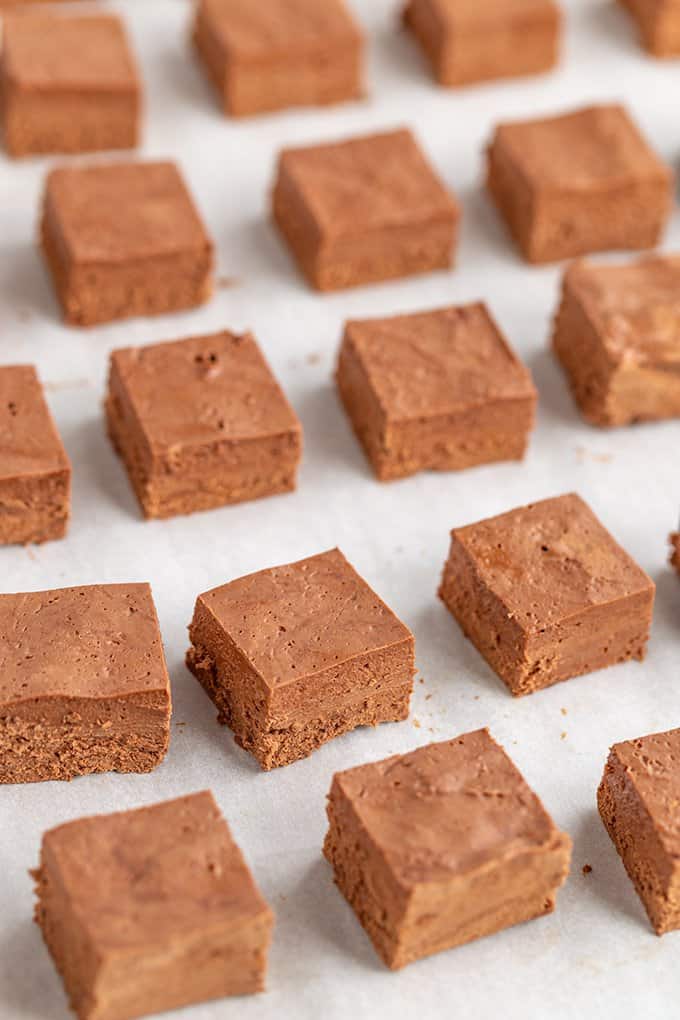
[105,330,302,520]
[599,728,680,934]
[0,583,171,784]
[552,255,680,426]
[404,0,561,87]
[272,127,459,291]
[336,302,537,481]
[439,493,655,696]
[324,728,571,969]
[33,791,274,1020]
[1,11,140,157]
[0,364,71,545]
[486,104,673,264]
[192,0,363,117]
[186,548,415,770]
[618,0,680,56]
[40,160,214,326]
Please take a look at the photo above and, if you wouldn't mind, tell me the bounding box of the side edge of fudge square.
[272,127,459,291]
[105,330,302,520]
[40,160,214,326]
[0,364,71,545]
[186,548,415,769]
[404,0,561,87]
[336,302,537,480]
[598,728,680,934]
[486,104,673,264]
[0,583,171,783]
[670,532,680,575]
[617,0,680,56]
[33,791,274,1020]
[324,729,572,969]
[192,0,363,117]
[552,255,680,426]
[438,492,655,696]
[1,11,141,157]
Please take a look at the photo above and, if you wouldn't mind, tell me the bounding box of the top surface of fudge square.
[345,303,536,421]
[452,493,653,632]
[565,256,680,367]
[0,365,69,481]
[277,128,458,241]
[110,331,300,452]
[41,791,271,949]
[3,13,138,91]
[609,729,680,857]
[0,583,168,708]
[197,548,413,689]
[201,0,361,58]
[494,104,670,192]
[44,161,212,264]
[333,729,564,884]
[426,0,559,28]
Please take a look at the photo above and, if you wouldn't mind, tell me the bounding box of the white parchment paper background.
[1,1,679,1017]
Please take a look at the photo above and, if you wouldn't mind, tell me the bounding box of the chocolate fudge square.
[553,255,680,427]
[325,729,571,969]
[0,365,70,545]
[439,493,655,696]
[337,302,536,481]
[404,0,561,87]
[486,104,673,264]
[33,791,274,1020]
[106,330,302,520]
[41,160,214,326]
[187,548,415,770]
[618,0,680,55]
[193,0,363,117]
[0,583,170,784]
[1,12,140,157]
[599,728,680,933]
[272,128,459,291]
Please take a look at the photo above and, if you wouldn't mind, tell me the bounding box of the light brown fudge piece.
[33,791,274,1020]
[106,330,302,520]
[272,128,459,291]
[486,104,673,264]
[599,728,680,933]
[1,12,140,157]
[404,0,561,86]
[336,302,536,480]
[618,0,680,55]
[193,0,363,116]
[325,729,571,968]
[0,583,171,783]
[40,160,214,326]
[439,493,655,696]
[0,364,71,545]
[187,548,415,769]
[553,256,680,426]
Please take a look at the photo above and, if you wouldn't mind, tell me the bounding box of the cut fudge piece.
[272,128,459,291]
[325,728,571,969]
[106,330,302,520]
[0,364,70,545]
[337,302,536,480]
[404,0,561,87]
[187,548,415,769]
[1,12,140,157]
[618,0,680,55]
[486,104,673,264]
[0,583,170,784]
[670,532,680,574]
[552,255,680,426]
[599,728,680,933]
[193,0,363,117]
[33,791,274,1020]
[41,160,214,326]
[439,493,655,696]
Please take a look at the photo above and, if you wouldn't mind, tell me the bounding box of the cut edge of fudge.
[598,729,680,934]
[324,729,572,969]
[617,0,680,56]
[670,532,680,575]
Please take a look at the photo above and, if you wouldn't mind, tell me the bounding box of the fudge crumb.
[561,707,567,716]
[582,864,593,875]
[413,718,421,729]
[561,731,567,740]
[425,693,432,701]
[576,446,612,464]
[306,352,321,366]
[217,275,239,289]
